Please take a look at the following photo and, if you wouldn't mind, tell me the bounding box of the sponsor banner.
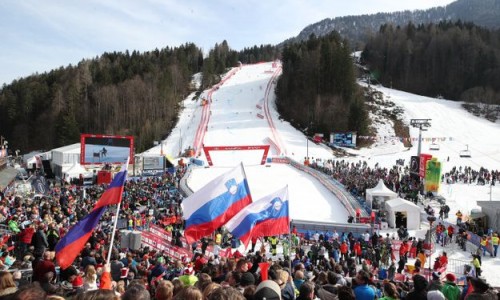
[142,224,214,259]
[141,231,191,260]
[425,158,442,193]
[419,154,432,178]
[271,157,290,164]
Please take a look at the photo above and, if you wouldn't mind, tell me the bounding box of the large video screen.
[80,134,134,165]
[330,132,357,148]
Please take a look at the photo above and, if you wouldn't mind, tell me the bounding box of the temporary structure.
[63,163,93,181]
[365,179,398,210]
[385,198,421,230]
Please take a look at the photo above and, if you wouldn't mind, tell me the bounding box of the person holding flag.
[55,159,129,270]
[225,186,290,248]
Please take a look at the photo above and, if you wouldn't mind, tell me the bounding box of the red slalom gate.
[203,145,270,167]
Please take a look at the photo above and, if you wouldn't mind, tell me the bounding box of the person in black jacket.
[406,274,428,300]
[32,224,49,259]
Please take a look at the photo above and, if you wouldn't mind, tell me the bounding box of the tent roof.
[385,198,420,210]
[64,163,92,177]
[366,179,397,195]
[51,143,80,154]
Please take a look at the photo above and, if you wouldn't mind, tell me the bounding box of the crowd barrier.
[179,157,369,219]
[288,159,369,217]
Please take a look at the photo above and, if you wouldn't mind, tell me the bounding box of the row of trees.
[276,32,369,137]
[362,21,500,104]
[0,41,277,153]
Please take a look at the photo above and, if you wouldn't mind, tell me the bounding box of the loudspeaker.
[120,230,131,249]
[129,231,142,250]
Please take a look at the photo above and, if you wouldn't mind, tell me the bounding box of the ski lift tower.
[410,119,432,157]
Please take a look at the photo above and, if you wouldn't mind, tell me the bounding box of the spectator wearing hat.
[441,273,461,300]
[71,273,84,293]
[179,264,198,287]
[406,274,428,300]
[239,272,255,288]
[428,272,443,291]
[427,290,446,300]
[254,280,282,300]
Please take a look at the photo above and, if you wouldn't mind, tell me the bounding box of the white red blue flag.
[225,186,289,247]
[181,163,252,244]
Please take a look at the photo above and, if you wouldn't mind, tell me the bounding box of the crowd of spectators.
[0,156,498,299]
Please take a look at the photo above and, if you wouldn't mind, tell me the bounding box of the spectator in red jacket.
[340,241,349,260]
[16,223,35,259]
[33,251,56,283]
[353,241,362,263]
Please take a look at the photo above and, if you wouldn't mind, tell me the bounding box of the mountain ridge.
[284,0,500,48]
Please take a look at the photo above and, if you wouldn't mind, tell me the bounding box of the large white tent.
[63,163,93,181]
[366,179,398,210]
[385,198,421,230]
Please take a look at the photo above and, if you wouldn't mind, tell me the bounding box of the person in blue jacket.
[353,270,375,300]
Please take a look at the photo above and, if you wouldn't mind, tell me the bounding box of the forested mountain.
[0,41,279,153]
[285,0,500,49]
[362,21,500,108]
[3,0,500,154]
[276,33,369,138]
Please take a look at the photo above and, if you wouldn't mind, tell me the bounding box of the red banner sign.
[141,225,214,260]
[419,154,432,178]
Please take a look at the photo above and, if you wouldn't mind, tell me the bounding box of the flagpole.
[288,219,292,274]
[106,158,129,265]
[285,185,292,275]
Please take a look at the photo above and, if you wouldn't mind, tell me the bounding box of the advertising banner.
[419,154,432,178]
[141,224,214,260]
[424,158,442,193]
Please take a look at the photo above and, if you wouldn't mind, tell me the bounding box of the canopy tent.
[365,179,398,210]
[385,198,421,230]
[63,163,93,181]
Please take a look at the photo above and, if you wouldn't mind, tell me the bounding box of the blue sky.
[0,0,455,86]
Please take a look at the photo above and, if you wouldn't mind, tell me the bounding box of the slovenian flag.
[55,161,128,269]
[225,186,289,247]
[182,163,252,244]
